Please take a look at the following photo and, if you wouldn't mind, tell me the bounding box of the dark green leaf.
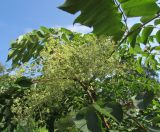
[141,26,153,44]
[152,117,160,124]
[151,46,160,51]
[156,30,160,43]
[58,0,82,14]
[93,103,117,121]
[154,46,160,50]
[86,108,102,132]
[120,0,159,17]
[128,23,142,47]
[134,45,142,53]
[7,49,19,62]
[59,0,125,40]
[132,91,154,110]
[105,102,123,122]
[148,35,154,42]
[140,15,155,23]
[137,57,142,65]
[33,30,45,38]
[154,19,160,25]
[74,107,102,132]
[15,77,33,87]
[93,102,123,122]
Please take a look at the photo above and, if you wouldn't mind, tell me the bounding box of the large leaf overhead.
[58,0,125,40]
[59,0,160,39]
[119,0,159,17]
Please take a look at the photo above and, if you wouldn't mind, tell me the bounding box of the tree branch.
[120,13,160,45]
[108,13,160,58]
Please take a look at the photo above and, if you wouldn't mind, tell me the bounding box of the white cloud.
[65,24,92,33]
[54,24,92,34]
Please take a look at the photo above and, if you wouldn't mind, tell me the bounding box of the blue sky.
[0,0,91,66]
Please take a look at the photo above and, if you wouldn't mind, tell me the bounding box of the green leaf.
[58,0,82,14]
[26,34,38,43]
[140,15,155,23]
[156,30,160,43]
[149,55,158,70]
[128,23,142,47]
[33,30,45,38]
[86,108,102,132]
[141,26,153,44]
[105,102,123,122]
[93,103,117,121]
[136,65,144,73]
[59,0,125,40]
[132,91,154,110]
[154,46,160,50]
[120,0,159,17]
[148,35,154,42]
[7,49,19,62]
[93,102,123,122]
[7,41,27,62]
[136,56,144,73]
[74,107,102,132]
[15,77,33,87]
[151,46,160,51]
[137,57,142,65]
[152,117,160,124]
[154,19,160,25]
[40,26,51,34]
[134,45,142,53]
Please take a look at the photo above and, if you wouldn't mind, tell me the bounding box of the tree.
[4,29,160,131]
[3,1,160,131]
[10,30,123,131]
